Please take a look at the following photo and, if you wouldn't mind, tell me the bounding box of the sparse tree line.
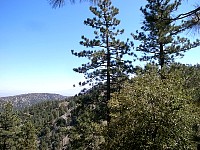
[1,0,200,149]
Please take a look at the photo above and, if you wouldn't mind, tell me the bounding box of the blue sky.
[0,0,199,97]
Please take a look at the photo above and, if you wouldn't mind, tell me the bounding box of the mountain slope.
[0,93,67,109]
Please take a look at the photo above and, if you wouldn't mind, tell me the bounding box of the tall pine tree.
[132,0,200,71]
[72,0,134,120]
[69,0,134,149]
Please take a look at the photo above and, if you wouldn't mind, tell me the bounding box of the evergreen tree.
[72,0,134,104]
[0,102,21,150]
[132,0,200,71]
[0,102,38,150]
[68,89,106,150]
[19,120,37,150]
[70,1,135,148]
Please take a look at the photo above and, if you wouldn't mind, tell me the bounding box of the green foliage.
[72,0,134,95]
[70,2,135,148]
[0,102,21,150]
[167,63,200,145]
[107,66,200,149]
[132,0,200,69]
[69,108,105,149]
[68,85,106,149]
[19,100,69,149]
[0,102,37,150]
[56,117,67,127]
[18,120,37,150]
[23,100,61,130]
[67,1,200,149]
[168,63,200,101]
[7,1,199,149]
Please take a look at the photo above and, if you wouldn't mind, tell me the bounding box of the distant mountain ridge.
[0,93,67,109]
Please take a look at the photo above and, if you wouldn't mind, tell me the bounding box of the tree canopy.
[132,0,200,71]
[107,65,200,149]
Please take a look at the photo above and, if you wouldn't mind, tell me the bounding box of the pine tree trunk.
[159,43,166,79]
[106,26,111,124]
[159,43,164,69]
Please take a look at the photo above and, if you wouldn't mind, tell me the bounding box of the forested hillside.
[1,0,200,149]
[1,63,200,149]
[20,100,71,149]
[0,93,67,109]
[0,99,72,149]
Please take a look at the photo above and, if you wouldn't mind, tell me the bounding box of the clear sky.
[0,0,199,97]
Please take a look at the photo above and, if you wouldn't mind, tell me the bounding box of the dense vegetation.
[1,0,200,149]
[66,63,200,150]
[0,102,37,150]
[0,99,71,149]
[22,100,71,149]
